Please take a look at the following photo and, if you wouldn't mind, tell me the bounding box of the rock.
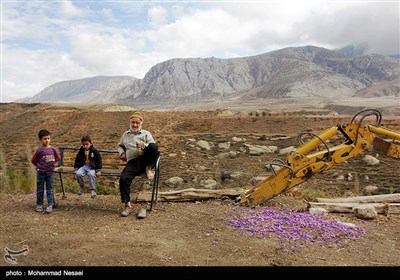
[309,207,328,215]
[364,185,379,195]
[279,146,296,155]
[353,205,378,219]
[363,155,380,166]
[196,140,211,150]
[165,177,184,188]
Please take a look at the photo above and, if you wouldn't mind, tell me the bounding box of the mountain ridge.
[20,45,399,105]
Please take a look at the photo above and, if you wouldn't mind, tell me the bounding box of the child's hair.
[81,135,92,143]
[38,129,51,140]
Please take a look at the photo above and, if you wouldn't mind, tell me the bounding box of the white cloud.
[148,6,168,28]
[1,45,91,102]
[60,0,84,18]
[68,32,148,78]
[100,7,114,19]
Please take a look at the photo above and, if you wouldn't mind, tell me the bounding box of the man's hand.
[136,141,144,150]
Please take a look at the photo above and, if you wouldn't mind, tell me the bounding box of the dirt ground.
[0,102,399,270]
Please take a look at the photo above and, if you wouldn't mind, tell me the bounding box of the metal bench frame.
[54,147,160,211]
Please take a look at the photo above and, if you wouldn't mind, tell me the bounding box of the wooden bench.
[54,147,160,211]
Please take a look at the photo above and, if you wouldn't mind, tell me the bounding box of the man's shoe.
[121,206,132,217]
[78,187,84,195]
[35,206,43,212]
[137,208,147,219]
[91,190,97,199]
[45,205,53,213]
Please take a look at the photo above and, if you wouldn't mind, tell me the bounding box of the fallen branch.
[309,201,400,215]
[315,193,400,204]
[135,188,243,202]
[308,202,388,214]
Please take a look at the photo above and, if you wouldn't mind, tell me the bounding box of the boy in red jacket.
[31,129,61,213]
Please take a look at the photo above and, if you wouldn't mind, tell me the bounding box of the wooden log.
[308,202,388,214]
[388,203,400,214]
[315,193,400,204]
[135,188,243,202]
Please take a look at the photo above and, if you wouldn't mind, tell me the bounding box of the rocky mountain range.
[20,45,399,105]
[19,76,136,103]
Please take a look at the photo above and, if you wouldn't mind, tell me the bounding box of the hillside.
[1,100,399,194]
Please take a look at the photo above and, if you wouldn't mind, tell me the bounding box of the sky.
[1,0,399,103]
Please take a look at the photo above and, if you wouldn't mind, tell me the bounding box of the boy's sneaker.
[91,190,97,199]
[35,206,43,212]
[78,187,84,195]
[44,205,53,213]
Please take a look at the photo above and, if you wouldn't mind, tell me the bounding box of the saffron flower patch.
[228,207,365,254]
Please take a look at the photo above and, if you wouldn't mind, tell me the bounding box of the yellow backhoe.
[240,109,400,207]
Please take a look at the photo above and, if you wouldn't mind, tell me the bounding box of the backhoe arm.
[240,109,400,207]
[369,125,400,158]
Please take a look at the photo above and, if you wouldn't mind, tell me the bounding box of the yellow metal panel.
[388,143,400,159]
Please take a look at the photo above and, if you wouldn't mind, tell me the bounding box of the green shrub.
[2,167,35,194]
